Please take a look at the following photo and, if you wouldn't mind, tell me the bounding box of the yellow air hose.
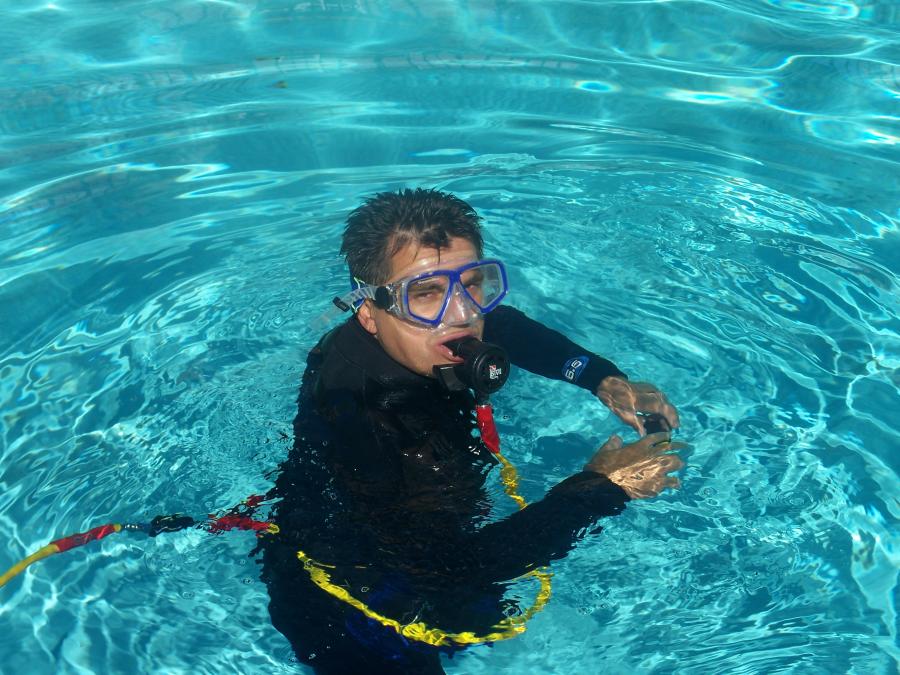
[296,451,553,647]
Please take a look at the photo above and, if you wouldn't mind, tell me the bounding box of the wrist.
[595,374,627,397]
[578,358,627,395]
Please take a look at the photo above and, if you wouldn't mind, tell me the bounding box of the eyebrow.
[389,259,480,285]
[464,269,484,281]
[410,280,446,291]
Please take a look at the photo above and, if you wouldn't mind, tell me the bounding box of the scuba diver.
[259,188,684,674]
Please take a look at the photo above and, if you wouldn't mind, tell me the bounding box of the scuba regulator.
[432,337,673,458]
[435,338,672,438]
[433,336,509,457]
[639,412,670,435]
[433,337,510,400]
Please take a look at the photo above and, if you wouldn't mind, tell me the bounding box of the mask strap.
[310,285,375,331]
[349,276,370,311]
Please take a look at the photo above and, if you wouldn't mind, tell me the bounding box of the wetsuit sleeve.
[445,470,630,583]
[483,305,627,392]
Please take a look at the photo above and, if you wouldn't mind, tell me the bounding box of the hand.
[584,432,686,499]
[596,376,680,436]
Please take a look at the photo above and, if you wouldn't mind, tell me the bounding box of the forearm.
[435,471,630,582]
[484,305,626,391]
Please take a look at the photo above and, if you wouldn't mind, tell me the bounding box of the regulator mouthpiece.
[433,337,510,397]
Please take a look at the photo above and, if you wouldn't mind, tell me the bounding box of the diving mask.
[333,259,508,328]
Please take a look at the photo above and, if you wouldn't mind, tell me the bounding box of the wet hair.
[341,188,484,285]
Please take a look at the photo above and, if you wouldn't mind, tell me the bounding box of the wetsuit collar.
[337,317,439,392]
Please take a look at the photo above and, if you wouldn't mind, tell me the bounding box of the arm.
[484,304,626,391]
[464,470,630,582]
[423,433,685,584]
[485,305,680,434]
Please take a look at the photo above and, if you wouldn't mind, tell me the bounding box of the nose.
[441,282,480,326]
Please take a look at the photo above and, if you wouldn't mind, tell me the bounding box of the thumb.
[612,406,643,436]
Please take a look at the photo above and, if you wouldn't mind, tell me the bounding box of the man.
[260,189,684,674]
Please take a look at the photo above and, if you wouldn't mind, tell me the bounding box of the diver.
[259,188,684,674]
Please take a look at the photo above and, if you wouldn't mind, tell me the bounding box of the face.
[357,237,485,378]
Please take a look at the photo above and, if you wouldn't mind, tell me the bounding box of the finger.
[665,455,685,472]
[642,431,672,450]
[632,387,680,429]
[665,441,689,453]
[648,455,682,476]
[662,402,681,429]
[613,407,643,436]
[599,434,624,451]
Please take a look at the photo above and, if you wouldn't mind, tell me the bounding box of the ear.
[355,299,378,336]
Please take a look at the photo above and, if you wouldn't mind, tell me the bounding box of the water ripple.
[1,0,898,673]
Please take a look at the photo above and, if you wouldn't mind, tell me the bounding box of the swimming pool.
[1,0,897,672]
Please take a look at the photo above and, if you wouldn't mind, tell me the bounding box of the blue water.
[1,1,898,673]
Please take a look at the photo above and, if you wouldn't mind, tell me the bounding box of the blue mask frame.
[376,259,508,327]
[334,259,509,328]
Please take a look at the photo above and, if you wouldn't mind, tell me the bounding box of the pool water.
[1,1,898,673]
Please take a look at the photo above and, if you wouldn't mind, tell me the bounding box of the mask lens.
[461,262,505,310]
[402,261,507,325]
[406,274,451,322]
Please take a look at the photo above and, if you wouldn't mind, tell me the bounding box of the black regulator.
[638,412,671,435]
[434,337,671,437]
[433,337,510,399]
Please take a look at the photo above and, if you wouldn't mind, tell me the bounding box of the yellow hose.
[296,451,553,646]
[0,544,60,588]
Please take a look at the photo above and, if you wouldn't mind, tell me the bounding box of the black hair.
[341,188,484,285]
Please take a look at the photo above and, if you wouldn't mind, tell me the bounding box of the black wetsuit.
[260,306,631,674]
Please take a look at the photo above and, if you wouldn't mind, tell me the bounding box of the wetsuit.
[260,305,631,674]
